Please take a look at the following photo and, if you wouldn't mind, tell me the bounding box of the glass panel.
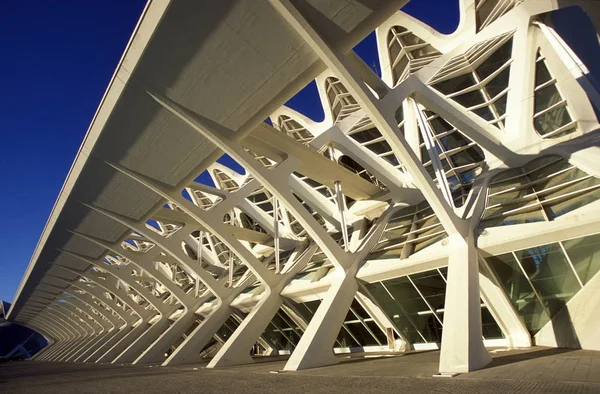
[486,253,550,334]
[534,84,562,113]
[488,183,533,205]
[523,155,562,173]
[492,93,508,116]
[453,89,486,108]
[449,146,485,166]
[434,73,477,95]
[336,326,360,348]
[343,322,380,346]
[534,105,572,136]
[472,106,495,122]
[481,204,546,227]
[409,270,446,313]
[296,300,321,324]
[543,182,600,220]
[486,67,510,97]
[365,320,388,345]
[515,244,581,317]
[535,61,552,86]
[476,40,513,80]
[216,315,241,342]
[481,306,505,339]
[349,128,381,144]
[428,116,453,135]
[527,158,570,181]
[439,131,470,150]
[563,233,600,284]
[367,277,440,343]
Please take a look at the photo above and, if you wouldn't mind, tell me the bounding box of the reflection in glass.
[563,233,600,284]
[365,268,504,344]
[486,253,550,334]
[515,244,581,316]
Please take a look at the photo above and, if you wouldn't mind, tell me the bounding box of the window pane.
[486,67,510,97]
[492,93,508,116]
[336,326,360,348]
[481,306,505,339]
[439,131,469,150]
[374,277,440,342]
[409,270,446,314]
[534,84,562,114]
[543,182,600,220]
[535,61,552,86]
[515,244,581,317]
[365,320,388,345]
[449,146,485,166]
[476,39,513,80]
[434,73,477,95]
[453,89,486,108]
[486,253,550,334]
[472,106,495,121]
[563,233,600,284]
[364,281,425,344]
[343,321,380,346]
[534,106,573,136]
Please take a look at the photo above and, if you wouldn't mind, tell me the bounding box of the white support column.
[35,316,72,362]
[30,318,67,361]
[267,0,466,237]
[97,322,149,363]
[283,209,393,371]
[205,245,318,368]
[113,319,169,363]
[55,260,163,364]
[206,290,283,368]
[56,303,101,363]
[438,232,491,374]
[87,325,132,363]
[284,268,358,370]
[134,311,198,365]
[162,302,232,366]
[50,306,92,362]
[478,261,532,348]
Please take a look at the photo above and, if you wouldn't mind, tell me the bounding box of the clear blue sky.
[0,1,458,303]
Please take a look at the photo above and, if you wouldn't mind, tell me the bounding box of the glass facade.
[261,308,304,352]
[365,267,504,344]
[432,36,513,130]
[325,77,360,124]
[533,49,576,138]
[475,0,519,31]
[486,232,600,334]
[481,155,600,228]
[368,201,448,260]
[417,108,486,207]
[387,26,441,86]
[293,298,387,349]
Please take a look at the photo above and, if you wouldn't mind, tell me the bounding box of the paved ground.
[1,347,599,393]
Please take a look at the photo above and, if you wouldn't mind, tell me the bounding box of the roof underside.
[9,0,405,321]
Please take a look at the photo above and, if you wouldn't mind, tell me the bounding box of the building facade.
[7,0,600,374]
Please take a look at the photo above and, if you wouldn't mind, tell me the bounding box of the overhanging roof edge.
[7,0,171,320]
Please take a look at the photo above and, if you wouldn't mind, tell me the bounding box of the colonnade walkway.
[2,347,599,393]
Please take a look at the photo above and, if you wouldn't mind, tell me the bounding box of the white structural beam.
[7,0,600,378]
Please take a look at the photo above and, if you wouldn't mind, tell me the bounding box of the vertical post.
[334,181,349,251]
[273,197,280,273]
[438,233,491,374]
[196,230,203,297]
[329,144,349,251]
[412,99,454,206]
[228,253,234,287]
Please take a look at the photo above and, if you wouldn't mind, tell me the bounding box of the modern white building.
[7,0,600,375]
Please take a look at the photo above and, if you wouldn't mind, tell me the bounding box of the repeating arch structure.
[7,0,600,374]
